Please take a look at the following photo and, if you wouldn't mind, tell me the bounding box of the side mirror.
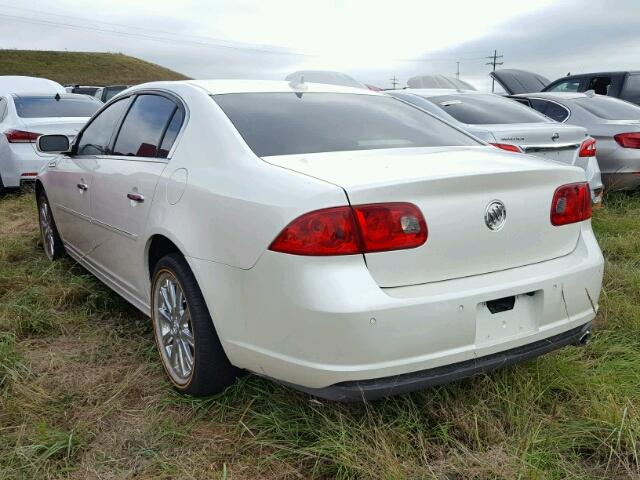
[37,134,70,154]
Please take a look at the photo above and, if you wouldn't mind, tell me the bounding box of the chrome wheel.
[39,197,56,260]
[153,271,195,385]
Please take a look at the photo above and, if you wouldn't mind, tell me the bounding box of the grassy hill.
[0,50,189,85]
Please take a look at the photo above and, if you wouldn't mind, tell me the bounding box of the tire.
[37,189,66,260]
[151,253,240,396]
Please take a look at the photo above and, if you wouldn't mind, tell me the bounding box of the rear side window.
[547,80,582,93]
[159,109,184,158]
[528,99,570,122]
[623,74,640,98]
[426,94,549,125]
[0,98,6,121]
[14,96,101,118]
[113,94,180,158]
[213,92,479,157]
[77,98,130,156]
[572,96,640,120]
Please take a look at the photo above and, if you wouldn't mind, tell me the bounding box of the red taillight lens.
[352,203,427,253]
[269,203,427,256]
[4,129,41,143]
[550,182,592,226]
[614,132,640,149]
[579,138,597,157]
[490,143,523,153]
[268,206,361,256]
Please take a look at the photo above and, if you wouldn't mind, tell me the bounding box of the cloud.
[0,0,638,90]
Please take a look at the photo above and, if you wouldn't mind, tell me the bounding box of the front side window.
[76,98,130,156]
[14,95,101,118]
[213,92,479,157]
[587,76,612,95]
[425,94,549,125]
[547,80,582,93]
[528,99,570,122]
[572,96,640,120]
[113,94,179,158]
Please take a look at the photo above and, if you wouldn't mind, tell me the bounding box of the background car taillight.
[550,182,592,226]
[579,138,597,157]
[4,129,41,143]
[269,203,427,256]
[490,143,523,153]
[614,132,640,149]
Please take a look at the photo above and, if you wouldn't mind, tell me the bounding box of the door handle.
[127,192,145,203]
[77,183,88,191]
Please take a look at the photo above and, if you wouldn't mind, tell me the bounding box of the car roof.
[559,71,640,78]
[133,79,381,96]
[386,88,480,98]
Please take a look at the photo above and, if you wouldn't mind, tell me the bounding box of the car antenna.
[54,93,61,101]
[289,75,307,98]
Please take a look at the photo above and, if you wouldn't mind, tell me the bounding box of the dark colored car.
[492,69,640,106]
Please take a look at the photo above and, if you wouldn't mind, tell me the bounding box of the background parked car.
[406,75,476,90]
[491,69,640,106]
[0,92,101,192]
[66,85,101,97]
[512,92,640,190]
[93,85,129,103]
[1,75,66,95]
[285,70,367,89]
[387,88,603,202]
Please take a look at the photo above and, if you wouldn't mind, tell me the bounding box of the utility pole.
[455,61,460,80]
[485,49,503,92]
[390,75,399,89]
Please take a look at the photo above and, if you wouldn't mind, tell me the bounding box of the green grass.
[0,50,189,85]
[1,189,640,479]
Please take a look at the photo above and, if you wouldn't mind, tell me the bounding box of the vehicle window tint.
[587,76,612,95]
[213,92,479,157]
[113,94,177,158]
[14,96,101,118]
[76,98,130,156]
[528,99,570,122]
[425,94,549,125]
[547,80,582,93]
[623,74,640,98]
[158,109,184,158]
[572,96,640,120]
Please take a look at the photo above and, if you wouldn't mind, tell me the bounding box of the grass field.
[1,189,639,479]
[0,50,189,85]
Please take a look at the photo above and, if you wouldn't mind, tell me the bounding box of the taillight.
[550,182,592,226]
[4,129,41,143]
[269,203,427,256]
[490,143,523,153]
[579,138,597,157]
[614,132,640,149]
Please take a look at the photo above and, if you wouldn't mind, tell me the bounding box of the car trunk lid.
[265,146,585,287]
[485,123,587,166]
[18,117,90,156]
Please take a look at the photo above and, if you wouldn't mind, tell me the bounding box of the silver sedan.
[512,92,640,190]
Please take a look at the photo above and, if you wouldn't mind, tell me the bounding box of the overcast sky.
[1,0,639,91]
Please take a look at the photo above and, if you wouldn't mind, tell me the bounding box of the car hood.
[491,69,551,95]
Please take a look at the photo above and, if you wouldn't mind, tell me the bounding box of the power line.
[390,75,399,89]
[455,61,460,80]
[485,49,504,92]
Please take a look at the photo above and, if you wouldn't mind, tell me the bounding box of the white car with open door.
[35,80,604,401]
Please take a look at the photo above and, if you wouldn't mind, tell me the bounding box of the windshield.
[572,96,640,120]
[424,94,549,125]
[213,92,479,157]
[14,96,101,118]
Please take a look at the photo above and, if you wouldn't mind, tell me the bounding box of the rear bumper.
[0,143,50,188]
[188,223,603,392]
[290,322,592,401]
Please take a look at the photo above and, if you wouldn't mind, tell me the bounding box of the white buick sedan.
[35,80,604,401]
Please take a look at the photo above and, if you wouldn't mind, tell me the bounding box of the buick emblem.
[485,200,507,231]
[551,132,560,141]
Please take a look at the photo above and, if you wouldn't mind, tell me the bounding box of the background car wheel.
[37,190,66,260]
[151,253,240,396]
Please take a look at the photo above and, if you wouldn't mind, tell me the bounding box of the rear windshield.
[572,96,640,120]
[14,96,101,118]
[424,94,549,125]
[213,92,479,157]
